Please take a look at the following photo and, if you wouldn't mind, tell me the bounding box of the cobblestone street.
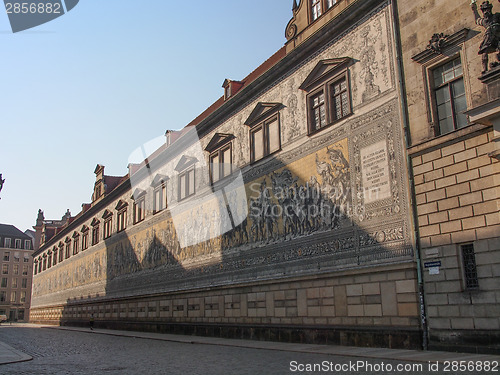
[1,326,499,374]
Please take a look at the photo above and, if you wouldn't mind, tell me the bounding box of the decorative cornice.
[411,28,470,64]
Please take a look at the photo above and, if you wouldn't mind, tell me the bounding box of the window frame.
[91,222,100,246]
[428,56,468,136]
[103,216,113,239]
[117,208,127,232]
[310,0,337,22]
[178,167,196,201]
[4,238,11,248]
[459,243,479,291]
[153,183,168,214]
[24,240,31,250]
[306,70,352,135]
[81,228,89,251]
[14,239,21,249]
[133,197,146,224]
[249,113,282,164]
[209,143,233,184]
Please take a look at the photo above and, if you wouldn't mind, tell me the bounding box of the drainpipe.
[390,0,429,350]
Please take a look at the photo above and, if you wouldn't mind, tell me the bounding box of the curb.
[0,340,32,365]
[44,325,500,364]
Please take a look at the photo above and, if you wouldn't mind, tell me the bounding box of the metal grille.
[461,244,479,290]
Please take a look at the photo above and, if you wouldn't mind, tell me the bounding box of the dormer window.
[222,79,244,100]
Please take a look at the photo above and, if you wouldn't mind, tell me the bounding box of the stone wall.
[31,262,421,349]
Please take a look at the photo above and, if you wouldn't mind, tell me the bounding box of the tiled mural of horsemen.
[248,142,352,244]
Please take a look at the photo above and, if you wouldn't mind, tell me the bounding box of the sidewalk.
[1,324,499,365]
[0,339,32,365]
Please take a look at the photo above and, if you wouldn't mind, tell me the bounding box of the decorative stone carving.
[427,33,448,53]
[472,0,500,73]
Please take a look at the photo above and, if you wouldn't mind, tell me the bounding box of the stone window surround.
[411,28,472,140]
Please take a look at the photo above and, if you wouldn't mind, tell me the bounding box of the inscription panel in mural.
[361,140,391,204]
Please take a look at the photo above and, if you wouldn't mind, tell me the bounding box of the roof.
[0,224,31,239]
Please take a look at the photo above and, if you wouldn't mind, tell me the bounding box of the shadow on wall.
[58,140,419,348]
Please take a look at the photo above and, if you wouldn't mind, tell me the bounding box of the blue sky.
[0,0,292,232]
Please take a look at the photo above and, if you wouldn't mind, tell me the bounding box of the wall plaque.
[361,140,391,204]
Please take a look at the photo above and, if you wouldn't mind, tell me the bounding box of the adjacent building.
[30,0,499,353]
[398,0,500,352]
[0,224,34,321]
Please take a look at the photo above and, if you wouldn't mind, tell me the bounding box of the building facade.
[0,224,34,322]
[398,0,500,353]
[30,0,500,353]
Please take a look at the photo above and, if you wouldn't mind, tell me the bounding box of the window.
[33,261,37,275]
[20,291,26,303]
[311,0,336,21]
[13,264,19,275]
[432,57,467,135]
[12,278,17,288]
[47,253,52,268]
[4,238,11,248]
[210,145,232,183]
[133,197,146,223]
[23,254,29,263]
[2,264,8,274]
[14,252,20,262]
[103,216,112,239]
[178,169,195,201]
[24,240,31,250]
[116,200,129,232]
[73,235,79,255]
[461,243,479,290]
[10,291,16,303]
[59,244,64,262]
[53,247,58,266]
[153,184,167,213]
[308,74,351,133]
[82,228,89,251]
[3,252,9,261]
[92,223,100,246]
[15,239,21,249]
[38,258,42,273]
[311,0,322,21]
[250,115,281,163]
[117,208,127,232]
[65,240,71,259]
[22,278,27,288]
[0,291,5,302]
[1,278,7,288]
